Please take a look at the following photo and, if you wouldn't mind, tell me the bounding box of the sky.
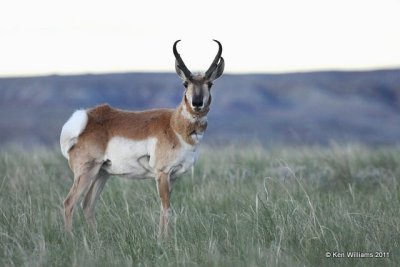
[0,0,399,77]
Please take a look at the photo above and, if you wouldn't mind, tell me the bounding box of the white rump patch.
[60,110,88,159]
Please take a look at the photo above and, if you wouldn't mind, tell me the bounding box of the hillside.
[0,69,399,146]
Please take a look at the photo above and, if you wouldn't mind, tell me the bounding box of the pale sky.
[1,0,399,77]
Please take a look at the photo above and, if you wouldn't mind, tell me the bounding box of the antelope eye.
[183,81,188,88]
[207,82,213,88]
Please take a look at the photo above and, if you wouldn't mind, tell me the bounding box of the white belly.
[102,134,200,179]
[103,136,157,179]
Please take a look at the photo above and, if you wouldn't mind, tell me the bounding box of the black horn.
[205,40,223,79]
[173,40,192,79]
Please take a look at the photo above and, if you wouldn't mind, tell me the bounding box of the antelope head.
[173,40,225,114]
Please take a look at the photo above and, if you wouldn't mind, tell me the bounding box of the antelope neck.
[171,98,208,146]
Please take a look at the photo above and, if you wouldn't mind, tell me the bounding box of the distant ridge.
[1,69,399,146]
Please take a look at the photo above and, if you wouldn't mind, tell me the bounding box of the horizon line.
[1,66,400,79]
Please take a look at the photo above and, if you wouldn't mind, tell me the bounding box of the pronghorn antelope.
[60,40,224,236]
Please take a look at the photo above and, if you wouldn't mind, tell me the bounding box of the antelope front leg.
[156,171,171,238]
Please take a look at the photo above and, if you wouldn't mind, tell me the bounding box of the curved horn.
[173,40,192,79]
[205,39,223,78]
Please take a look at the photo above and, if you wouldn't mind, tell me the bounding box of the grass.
[0,144,400,266]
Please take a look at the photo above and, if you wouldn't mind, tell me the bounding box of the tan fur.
[71,104,178,163]
[68,98,208,170]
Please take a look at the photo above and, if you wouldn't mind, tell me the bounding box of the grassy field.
[0,144,399,266]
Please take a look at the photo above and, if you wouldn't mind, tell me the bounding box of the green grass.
[1,144,400,266]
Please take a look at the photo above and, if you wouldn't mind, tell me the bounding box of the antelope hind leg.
[82,170,109,231]
[63,160,103,234]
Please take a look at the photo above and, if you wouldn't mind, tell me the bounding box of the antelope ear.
[175,60,189,81]
[208,57,225,81]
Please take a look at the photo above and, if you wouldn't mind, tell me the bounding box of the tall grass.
[0,144,399,266]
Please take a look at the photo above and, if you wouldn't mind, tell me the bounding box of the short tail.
[60,110,88,159]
